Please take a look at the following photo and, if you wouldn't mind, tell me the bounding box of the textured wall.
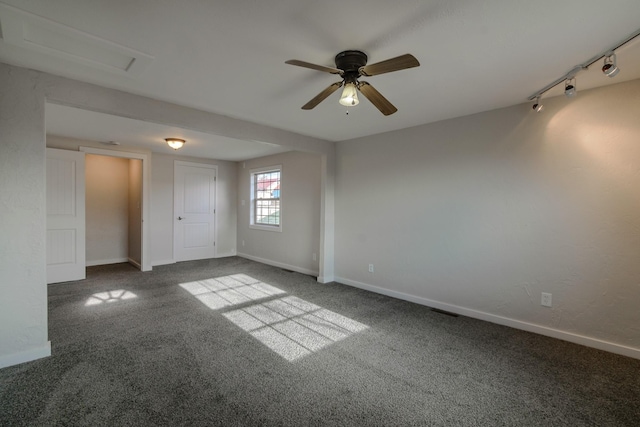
[0,64,49,367]
[335,79,640,357]
[237,151,322,275]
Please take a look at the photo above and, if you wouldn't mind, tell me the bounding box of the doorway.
[46,147,150,284]
[80,147,151,272]
[85,154,142,268]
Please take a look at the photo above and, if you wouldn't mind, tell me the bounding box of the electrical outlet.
[313,253,317,261]
[541,292,552,307]
[368,264,374,273]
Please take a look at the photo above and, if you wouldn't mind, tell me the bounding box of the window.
[250,166,282,231]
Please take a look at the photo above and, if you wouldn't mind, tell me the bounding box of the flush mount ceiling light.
[532,97,544,112]
[564,78,577,98]
[602,53,620,77]
[166,138,185,150]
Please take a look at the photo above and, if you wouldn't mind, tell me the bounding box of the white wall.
[238,151,322,275]
[0,65,50,368]
[335,79,640,358]
[85,154,130,265]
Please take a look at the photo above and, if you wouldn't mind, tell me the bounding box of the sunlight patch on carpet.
[223,295,369,362]
[179,274,286,310]
[85,290,137,306]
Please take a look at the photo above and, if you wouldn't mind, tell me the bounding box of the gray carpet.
[1,257,638,426]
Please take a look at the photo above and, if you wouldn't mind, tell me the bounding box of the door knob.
[178,216,185,220]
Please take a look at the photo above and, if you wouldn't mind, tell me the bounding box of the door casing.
[79,146,151,271]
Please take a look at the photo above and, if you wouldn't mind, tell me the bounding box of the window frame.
[249,165,282,232]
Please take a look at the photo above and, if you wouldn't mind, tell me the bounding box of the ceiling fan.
[285,50,420,116]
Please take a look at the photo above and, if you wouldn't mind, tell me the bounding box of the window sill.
[250,224,282,233]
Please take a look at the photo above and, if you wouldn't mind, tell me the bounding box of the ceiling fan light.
[166,138,185,150]
[602,54,620,77]
[339,82,359,106]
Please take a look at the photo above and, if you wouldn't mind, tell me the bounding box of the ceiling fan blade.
[359,54,420,76]
[301,81,343,110]
[357,81,397,116]
[285,59,343,75]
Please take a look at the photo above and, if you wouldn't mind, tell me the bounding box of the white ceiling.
[2,1,640,159]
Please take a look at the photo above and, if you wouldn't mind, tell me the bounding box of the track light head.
[532,97,544,112]
[564,78,577,98]
[602,53,620,78]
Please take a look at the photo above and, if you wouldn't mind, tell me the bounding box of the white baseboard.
[335,276,640,360]
[127,258,142,269]
[86,258,128,267]
[151,254,236,266]
[151,259,176,267]
[237,253,318,277]
[0,341,51,369]
[215,251,237,258]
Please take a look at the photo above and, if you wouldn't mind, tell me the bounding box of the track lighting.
[602,53,620,77]
[564,78,577,98]
[526,28,639,107]
[532,97,544,112]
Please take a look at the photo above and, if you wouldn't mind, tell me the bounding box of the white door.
[46,148,86,284]
[174,162,216,261]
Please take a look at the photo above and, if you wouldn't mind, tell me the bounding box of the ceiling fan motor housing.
[335,50,368,74]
